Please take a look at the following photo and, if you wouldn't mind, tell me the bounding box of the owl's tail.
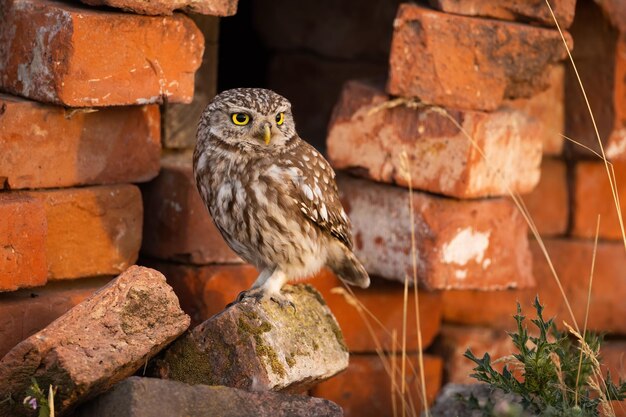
[329,244,370,289]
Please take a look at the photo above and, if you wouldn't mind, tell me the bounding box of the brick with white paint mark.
[387,3,572,111]
[338,175,534,290]
[0,0,204,106]
[327,81,543,198]
[0,94,160,189]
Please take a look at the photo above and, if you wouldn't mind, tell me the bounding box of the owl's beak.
[263,124,271,145]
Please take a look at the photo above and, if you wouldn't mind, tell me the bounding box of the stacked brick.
[0,0,235,359]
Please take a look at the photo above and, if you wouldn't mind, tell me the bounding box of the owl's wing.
[284,144,354,250]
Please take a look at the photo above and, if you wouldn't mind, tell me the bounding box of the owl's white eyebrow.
[224,107,252,114]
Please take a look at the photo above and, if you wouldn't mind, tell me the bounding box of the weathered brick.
[602,340,626,383]
[141,152,241,264]
[427,0,575,28]
[0,0,204,106]
[387,4,572,111]
[315,270,442,353]
[596,0,626,33]
[573,161,626,240]
[442,239,626,334]
[0,95,160,189]
[267,53,386,150]
[143,262,257,325]
[80,0,236,16]
[25,185,143,280]
[312,354,443,417]
[251,0,400,61]
[506,65,565,156]
[0,266,190,417]
[0,194,47,291]
[75,377,342,417]
[338,175,534,290]
[522,158,568,237]
[154,284,348,393]
[162,15,218,149]
[327,80,542,198]
[565,0,626,160]
[435,325,517,384]
[0,276,111,358]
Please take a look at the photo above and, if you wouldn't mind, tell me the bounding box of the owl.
[193,88,370,307]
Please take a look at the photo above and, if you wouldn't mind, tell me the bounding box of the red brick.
[0,0,203,106]
[315,270,442,353]
[0,95,160,189]
[387,4,572,111]
[338,175,534,290]
[141,152,241,264]
[436,325,517,384]
[311,354,443,417]
[596,0,626,33]
[267,53,386,150]
[442,239,626,334]
[0,194,47,291]
[522,158,569,237]
[506,65,565,156]
[80,0,237,16]
[144,262,257,325]
[427,0,575,28]
[25,185,143,280]
[0,266,189,416]
[602,340,626,383]
[565,0,626,160]
[327,80,542,198]
[0,276,111,358]
[573,161,626,240]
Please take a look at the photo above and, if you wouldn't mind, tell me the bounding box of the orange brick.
[339,175,534,290]
[387,4,571,111]
[144,261,257,325]
[25,185,143,280]
[506,65,565,156]
[443,239,626,334]
[0,0,203,106]
[436,325,517,384]
[141,152,241,264]
[602,341,626,384]
[0,194,47,291]
[427,0,575,28]
[596,0,626,32]
[0,276,111,358]
[328,80,542,198]
[573,161,626,240]
[315,270,441,353]
[566,0,626,160]
[312,354,443,417]
[0,95,160,189]
[80,0,237,16]
[522,158,569,237]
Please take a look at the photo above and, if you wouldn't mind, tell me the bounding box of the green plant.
[22,379,56,417]
[464,297,626,417]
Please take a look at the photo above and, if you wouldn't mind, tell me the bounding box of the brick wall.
[1,0,626,416]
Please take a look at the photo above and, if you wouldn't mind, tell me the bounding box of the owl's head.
[199,88,296,152]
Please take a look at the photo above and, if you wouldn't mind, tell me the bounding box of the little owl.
[193,88,370,307]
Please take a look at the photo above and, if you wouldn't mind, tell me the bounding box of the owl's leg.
[237,268,294,309]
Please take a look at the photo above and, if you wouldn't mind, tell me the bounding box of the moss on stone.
[237,313,286,378]
[161,336,218,386]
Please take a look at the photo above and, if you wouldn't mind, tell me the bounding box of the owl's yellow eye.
[231,113,250,126]
[276,112,285,126]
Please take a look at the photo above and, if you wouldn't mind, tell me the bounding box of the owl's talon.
[270,294,296,312]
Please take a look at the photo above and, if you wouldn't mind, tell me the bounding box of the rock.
[327,80,542,198]
[0,0,204,106]
[0,194,47,291]
[141,152,242,265]
[338,175,534,290]
[153,284,349,392]
[387,3,572,111]
[79,0,237,16]
[427,383,531,417]
[427,0,576,28]
[0,94,160,190]
[74,377,342,417]
[0,266,190,417]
